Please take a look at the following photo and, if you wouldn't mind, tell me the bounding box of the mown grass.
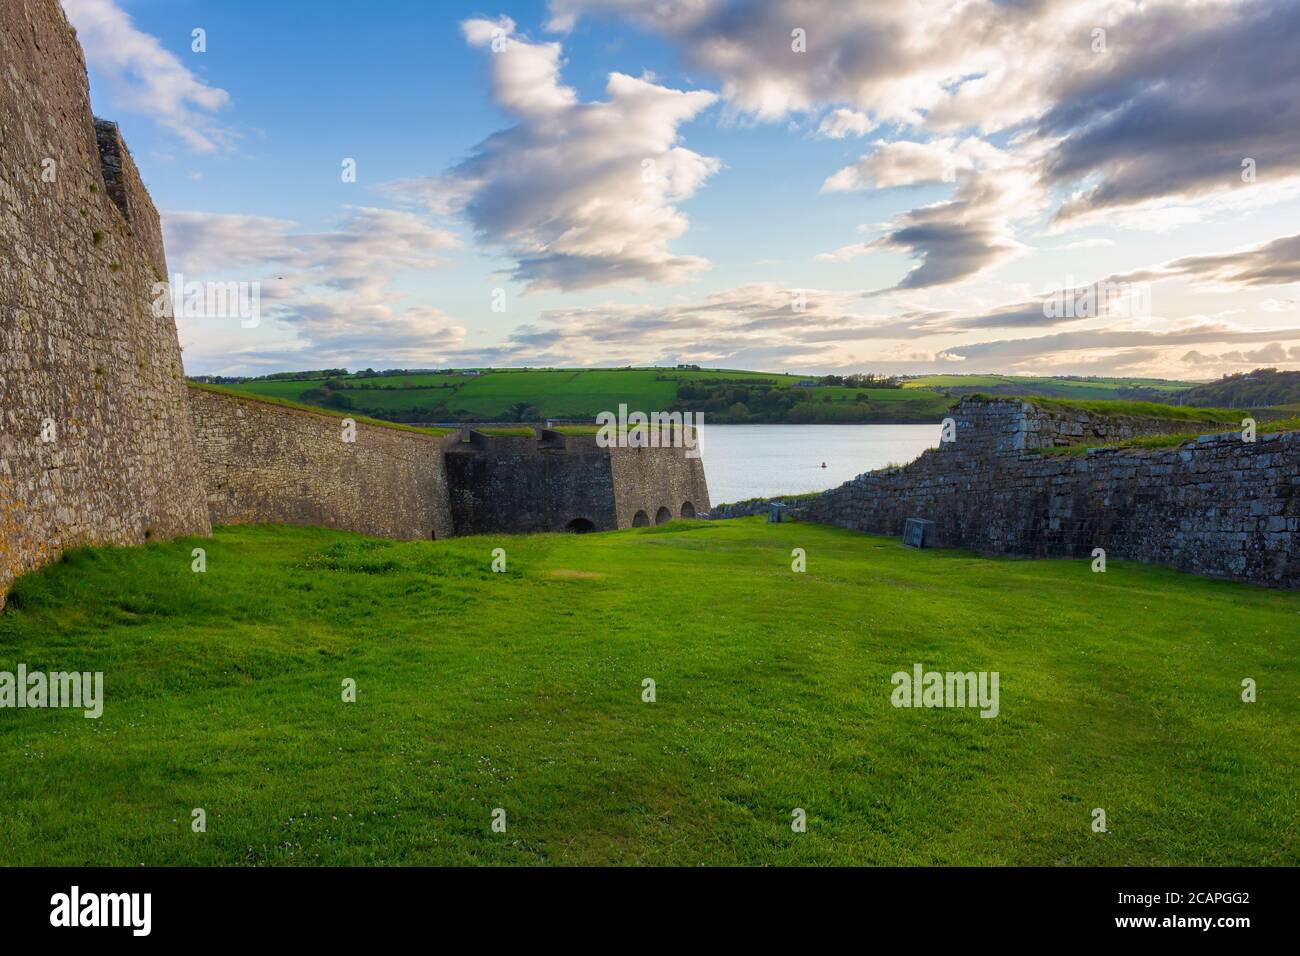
[1,521,1296,866]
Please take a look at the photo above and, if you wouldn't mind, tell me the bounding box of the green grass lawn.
[2,520,1296,866]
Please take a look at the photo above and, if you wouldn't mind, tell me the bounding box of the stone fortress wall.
[186,392,710,540]
[608,439,709,527]
[0,0,713,608]
[188,387,456,541]
[794,398,1299,587]
[444,429,618,535]
[434,426,709,535]
[943,397,1218,457]
[0,0,211,606]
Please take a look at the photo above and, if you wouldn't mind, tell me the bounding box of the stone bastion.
[187,387,711,540]
[743,398,1299,588]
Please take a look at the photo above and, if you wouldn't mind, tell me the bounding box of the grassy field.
[227,369,681,419]
[219,368,954,424]
[904,374,1193,400]
[217,368,1256,425]
[2,520,1296,866]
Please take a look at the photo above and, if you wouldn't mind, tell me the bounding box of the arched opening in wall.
[430,529,437,540]
[632,510,650,527]
[566,517,596,534]
[680,501,696,518]
[655,506,672,525]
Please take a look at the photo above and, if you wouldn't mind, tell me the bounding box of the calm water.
[700,424,940,504]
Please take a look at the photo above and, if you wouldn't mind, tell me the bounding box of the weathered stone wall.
[189,387,454,540]
[609,439,710,525]
[942,397,1208,456]
[803,399,1299,587]
[445,430,617,534]
[0,0,210,605]
[444,428,711,534]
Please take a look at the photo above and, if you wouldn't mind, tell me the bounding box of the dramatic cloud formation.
[111,0,1300,379]
[1140,234,1300,289]
[821,139,1042,289]
[550,0,1300,292]
[163,208,465,367]
[1041,1,1300,221]
[547,0,1017,124]
[390,17,719,292]
[61,0,234,152]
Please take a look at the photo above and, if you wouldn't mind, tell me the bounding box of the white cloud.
[830,139,1045,290]
[552,0,1300,293]
[815,108,875,139]
[387,20,720,293]
[61,0,234,152]
[546,0,1083,126]
[164,208,465,367]
[821,137,992,192]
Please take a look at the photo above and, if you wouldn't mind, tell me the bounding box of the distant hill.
[902,373,1193,402]
[197,367,1273,425]
[1173,368,1300,408]
[197,367,955,425]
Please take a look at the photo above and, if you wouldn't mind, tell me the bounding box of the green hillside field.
[208,367,1300,426]
[1,520,1295,865]
[218,367,955,424]
[903,374,1194,401]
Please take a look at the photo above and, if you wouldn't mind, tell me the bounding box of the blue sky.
[65,0,1300,379]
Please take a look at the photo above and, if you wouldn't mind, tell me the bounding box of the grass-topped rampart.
[187,381,454,436]
[956,393,1240,425]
